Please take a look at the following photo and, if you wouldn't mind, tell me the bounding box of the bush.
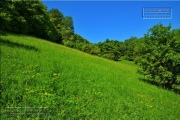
[138,24,180,89]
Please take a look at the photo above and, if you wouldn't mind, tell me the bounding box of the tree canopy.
[138,24,180,89]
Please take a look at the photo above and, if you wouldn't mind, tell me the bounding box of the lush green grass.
[0,34,180,119]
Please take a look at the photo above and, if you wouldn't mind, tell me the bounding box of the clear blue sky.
[42,1,180,43]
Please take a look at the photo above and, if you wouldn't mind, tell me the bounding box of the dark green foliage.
[123,37,137,61]
[49,8,64,27]
[60,17,74,45]
[95,38,144,62]
[48,9,83,46]
[81,44,93,53]
[0,0,61,42]
[74,34,89,50]
[14,1,60,42]
[138,24,180,89]
[81,43,100,55]
[0,0,92,55]
[49,8,74,42]
[97,39,123,61]
[0,1,14,33]
[62,16,74,33]
[122,37,145,62]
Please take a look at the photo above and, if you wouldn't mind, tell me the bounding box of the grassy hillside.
[0,34,180,119]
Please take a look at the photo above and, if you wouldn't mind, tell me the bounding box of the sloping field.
[0,34,179,119]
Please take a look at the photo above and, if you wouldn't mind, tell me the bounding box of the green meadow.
[0,34,180,119]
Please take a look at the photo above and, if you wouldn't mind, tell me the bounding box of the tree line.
[0,0,179,91]
[0,0,89,46]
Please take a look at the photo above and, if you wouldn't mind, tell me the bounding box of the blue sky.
[42,1,180,43]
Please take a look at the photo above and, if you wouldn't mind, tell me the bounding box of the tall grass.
[0,34,180,119]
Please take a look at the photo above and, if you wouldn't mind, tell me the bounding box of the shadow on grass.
[139,78,180,94]
[0,38,40,52]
